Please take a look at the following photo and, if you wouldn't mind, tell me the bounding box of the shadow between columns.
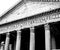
[35,25,45,50]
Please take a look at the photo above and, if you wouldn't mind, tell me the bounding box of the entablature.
[0,9,60,34]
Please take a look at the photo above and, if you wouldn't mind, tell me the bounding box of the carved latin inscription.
[0,13,60,34]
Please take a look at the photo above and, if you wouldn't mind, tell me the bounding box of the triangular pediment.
[0,1,60,24]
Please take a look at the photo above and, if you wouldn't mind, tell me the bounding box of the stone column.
[1,46,4,50]
[52,37,56,50]
[16,30,21,50]
[44,24,51,50]
[1,41,4,50]
[30,27,35,50]
[9,44,12,50]
[4,32,10,50]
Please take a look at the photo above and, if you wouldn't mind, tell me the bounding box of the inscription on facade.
[0,13,60,34]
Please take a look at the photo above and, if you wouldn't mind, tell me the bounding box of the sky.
[0,0,21,17]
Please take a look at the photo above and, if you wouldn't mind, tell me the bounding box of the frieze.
[0,13,60,34]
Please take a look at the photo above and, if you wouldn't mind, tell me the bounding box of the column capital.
[30,27,35,33]
[30,27,34,29]
[6,32,10,37]
[44,23,50,30]
[17,30,21,32]
[16,30,21,34]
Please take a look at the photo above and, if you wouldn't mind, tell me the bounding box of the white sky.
[0,0,21,17]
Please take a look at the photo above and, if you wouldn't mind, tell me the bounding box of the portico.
[0,0,60,50]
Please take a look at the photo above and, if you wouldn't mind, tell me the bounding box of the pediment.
[0,1,60,24]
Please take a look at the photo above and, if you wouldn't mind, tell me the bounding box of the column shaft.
[9,44,12,50]
[1,42,4,50]
[44,24,51,50]
[52,37,56,49]
[1,46,4,50]
[30,27,35,50]
[4,32,10,50]
[16,30,21,50]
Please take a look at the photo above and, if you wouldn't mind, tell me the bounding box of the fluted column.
[16,30,21,50]
[4,32,10,50]
[30,27,35,50]
[44,24,51,50]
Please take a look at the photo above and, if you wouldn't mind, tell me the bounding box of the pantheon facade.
[0,0,60,50]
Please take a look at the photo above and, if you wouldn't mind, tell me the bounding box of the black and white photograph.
[0,0,60,50]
